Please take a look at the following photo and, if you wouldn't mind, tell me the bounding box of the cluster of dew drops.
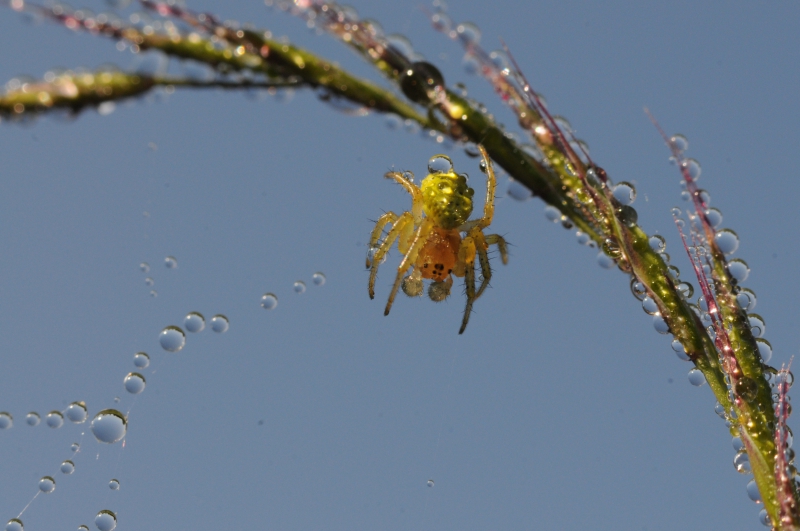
[538,132,782,526]
[0,257,328,531]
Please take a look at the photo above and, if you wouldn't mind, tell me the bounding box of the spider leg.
[367,212,399,269]
[368,212,413,299]
[385,218,434,316]
[456,235,477,334]
[471,230,493,299]
[485,234,509,265]
[474,144,497,230]
[385,171,424,223]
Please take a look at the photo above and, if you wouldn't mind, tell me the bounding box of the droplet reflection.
[123,372,146,394]
[38,476,55,493]
[183,312,205,333]
[261,293,278,310]
[210,315,229,333]
[94,510,117,531]
[159,326,186,352]
[90,409,127,444]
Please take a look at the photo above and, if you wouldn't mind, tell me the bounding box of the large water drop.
[183,312,205,333]
[123,372,146,394]
[507,179,532,201]
[94,510,117,531]
[714,229,739,255]
[25,412,40,426]
[133,352,150,368]
[109,479,120,491]
[261,293,278,310]
[0,412,12,429]
[159,326,186,352]
[312,272,326,286]
[164,256,178,269]
[293,281,306,294]
[755,338,772,363]
[748,314,765,338]
[427,154,453,174]
[90,409,127,444]
[612,182,636,205]
[65,401,88,423]
[210,315,229,333]
[727,259,749,283]
[38,476,55,493]
[43,411,62,428]
[746,479,761,502]
[687,369,706,387]
[5,519,23,531]
[60,460,75,474]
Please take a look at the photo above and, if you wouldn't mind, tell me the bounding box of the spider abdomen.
[420,172,474,229]
[417,228,461,280]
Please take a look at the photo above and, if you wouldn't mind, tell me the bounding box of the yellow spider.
[366,145,508,334]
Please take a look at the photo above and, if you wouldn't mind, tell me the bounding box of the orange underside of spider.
[366,144,509,334]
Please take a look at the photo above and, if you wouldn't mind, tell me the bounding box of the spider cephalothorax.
[366,145,508,334]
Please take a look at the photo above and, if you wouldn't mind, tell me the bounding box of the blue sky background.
[1,1,799,530]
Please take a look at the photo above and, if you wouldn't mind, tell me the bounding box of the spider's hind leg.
[368,212,412,299]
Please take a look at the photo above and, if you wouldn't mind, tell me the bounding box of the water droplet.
[737,288,757,311]
[60,460,75,474]
[576,231,591,246]
[312,272,326,286]
[670,134,688,152]
[759,509,771,527]
[90,409,127,444]
[65,402,88,423]
[652,315,670,334]
[183,311,205,333]
[616,205,638,227]
[727,259,750,283]
[133,352,150,368]
[123,372,146,394]
[688,369,706,386]
[755,338,772,363]
[139,262,150,273]
[544,206,561,222]
[671,340,691,361]
[732,436,744,452]
[427,154,453,174]
[682,158,701,181]
[507,179,532,201]
[44,411,64,428]
[648,235,666,253]
[680,190,690,201]
[427,479,434,487]
[293,281,307,294]
[748,314,765,338]
[5,519,23,531]
[94,510,117,531]
[25,412,40,426]
[455,21,481,44]
[70,442,80,452]
[677,282,694,298]
[596,252,614,269]
[746,479,761,503]
[384,114,402,130]
[714,402,727,419]
[431,11,451,32]
[734,450,751,474]
[38,476,55,493]
[261,293,278,310]
[210,314,229,333]
[705,208,723,228]
[164,256,178,269]
[400,61,445,104]
[0,412,12,429]
[144,277,154,287]
[714,229,739,255]
[159,325,186,352]
[79,526,89,531]
[109,479,120,491]
[612,182,636,205]
[642,297,659,315]
[630,278,647,301]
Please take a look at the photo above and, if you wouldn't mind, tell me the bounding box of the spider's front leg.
[457,235,478,334]
[384,218,434,315]
[472,231,509,299]
[367,212,413,299]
